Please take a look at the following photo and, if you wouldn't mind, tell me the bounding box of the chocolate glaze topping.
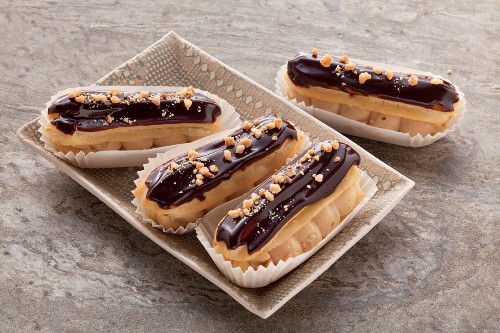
[216,140,360,254]
[145,115,298,209]
[287,53,459,112]
[47,89,221,135]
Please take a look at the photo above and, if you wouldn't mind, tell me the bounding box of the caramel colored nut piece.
[269,183,281,194]
[325,144,333,152]
[242,208,251,216]
[307,149,315,155]
[264,190,275,201]
[285,167,296,177]
[243,199,254,209]
[228,209,241,218]
[385,70,394,80]
[447,69,452,75]
[110,96,121,104]
[196,174,204,180]
[199,167,210,175]
[259,188,266,196]
[373,67,383,75]
[359,72,371,84]
[224,136,236,147]
[431,77,444,85]
[334,156,341,162]
[195,179,203,186]
[150,95,160,106]
[251,193,260,201]
[272,136,278,141]
[266,122,276,130]
[345,62,356,71]
[339,55,349,64]
[195,162,204,169]
[209,165,218,173]
[274,118,283,129]
[184,99,193,109]
[140,91,149,98]
[68,90,79,98]
[240,138,252,148]
[106,115,114,124]
[224,149,232,161]
[242,121,253,130]
[320,54,333,67]
[254,130,262,139]
[408,75,419,86]
[75,95,86,103]
[314,174,324,182]
[170,162,178,170]
[110,88,120,96]
[235,144,245,154]
[312,47,318,57]
[331,140,339,150]
[188,150,200,161]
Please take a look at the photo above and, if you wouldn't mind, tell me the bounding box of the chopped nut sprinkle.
[242,121,253,130]
[75,95,86,103]
[320,54,333,67]
[140,91,149,98]
[235,144,245,154]
[224,149,232,161]
[264,190,275,202]
[408,75,419,86]
[269,183,281,194]
[308,149,315,155]
[385,70,394,80]
[224,136,236,147]
[209,165,218,173]
[228,209,241,218]
[240,138,252,148]
[334,156,341,163]
[359,72,372,84]
[188,150,200,161]
[184,99,193,110]
[285,167,296,177]
[170,162,179,170]
[243,199,253,209]
[266,122,276,130]
[254,130,262,139]
[195,162,204,169]
[199,167,210,175]
[345,62,356,71]
[339,55,349,64]
[106,115,114,124]
[110,88,120,96]
[195,179,204,186]
[251,193,260,201]
[259,188,266,196]
[242,208,250,216]
[110,96,121,104]
[312,47,318,57]
[150,95,161,106]
[272,136,278,141]
[67,90,80,99]
[431,77,444,85]
[314,174,324,182]
[373,67,383,75]
[274,118,283,129]
[331,140,339,150]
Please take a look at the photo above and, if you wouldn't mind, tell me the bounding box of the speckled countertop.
[1,1,499,332]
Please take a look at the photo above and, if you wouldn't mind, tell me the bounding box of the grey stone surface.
[1,0,499,332]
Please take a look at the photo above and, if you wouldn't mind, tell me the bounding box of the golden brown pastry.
[133,115,304,230]
[214,140,364,271]
[284,50,462,136]
[43,86,222,153]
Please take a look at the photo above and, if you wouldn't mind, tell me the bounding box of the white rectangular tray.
[17,31,414,319]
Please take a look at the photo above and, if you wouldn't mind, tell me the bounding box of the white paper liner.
[38,86,242,168]
[132,126,311,234]
[275,63,467,147]
[195,168,378,288]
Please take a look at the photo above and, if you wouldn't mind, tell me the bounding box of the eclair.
[43,86,222,153]
[284,50,462,136]
[133,115,304,231]
[213,140,363,271]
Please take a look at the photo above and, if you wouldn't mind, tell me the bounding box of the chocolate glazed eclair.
[44,86,222,153]
[285,50,461,136]
[133,115,304,231]
[214,140,364,271]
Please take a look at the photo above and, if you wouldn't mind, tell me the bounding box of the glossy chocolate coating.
[47,90,221,135]
[287,53,459,112]
[145,115,298,209]
[216,141,360,254]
